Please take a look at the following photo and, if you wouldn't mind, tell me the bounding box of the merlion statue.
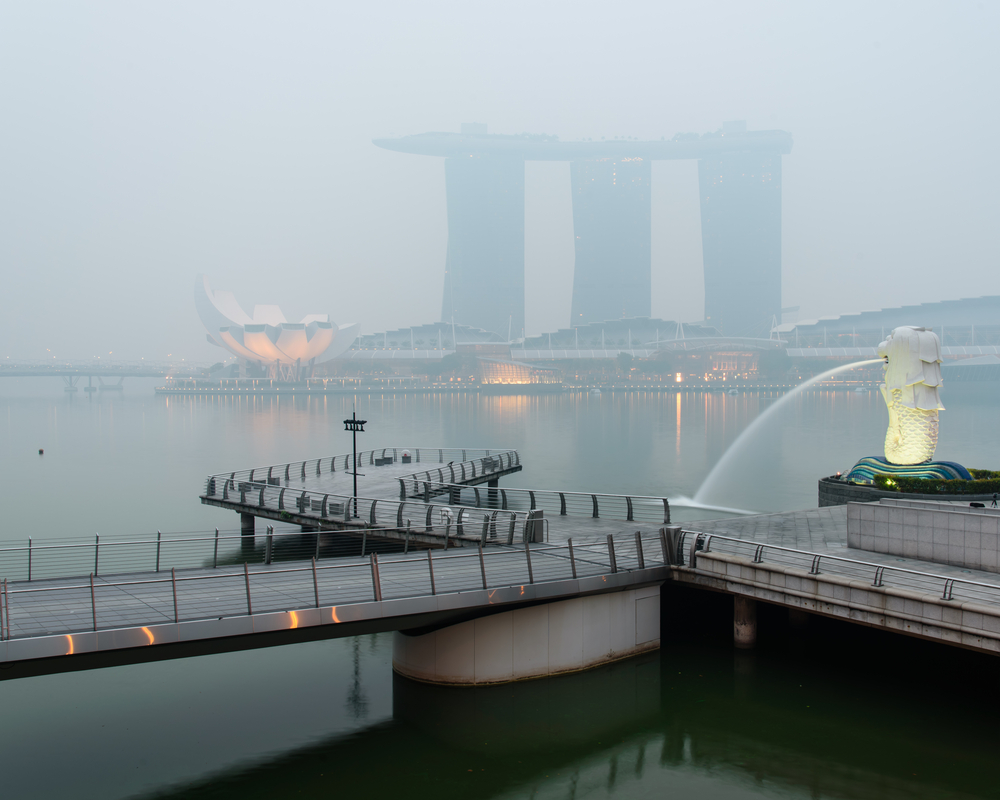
[877,326,944,464]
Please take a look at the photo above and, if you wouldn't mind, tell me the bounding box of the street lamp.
[344,409,367,517]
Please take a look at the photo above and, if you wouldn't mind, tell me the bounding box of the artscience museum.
[195,275,359,380]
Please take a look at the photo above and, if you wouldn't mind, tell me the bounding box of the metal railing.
[203,453,525,535]
[0,517,537,585]
[203,479,526,538]
[0,530,663,642]
[205,447,519,488]
[6,523,1000,644]
[398,480,671,524]
[675,530,1000,607]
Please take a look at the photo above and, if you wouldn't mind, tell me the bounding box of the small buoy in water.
[38,449,44,455]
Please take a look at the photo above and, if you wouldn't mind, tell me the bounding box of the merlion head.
[877,326,944,465]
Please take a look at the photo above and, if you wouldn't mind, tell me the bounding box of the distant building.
[775,295,1000,352]
[195,275,358,381]
[700,150,783,338]
[440,155,524,339]
[477,357,560,386]
[570,157,651,324]
[374,124,792,339]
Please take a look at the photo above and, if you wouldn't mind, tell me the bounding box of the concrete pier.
[733,596,757,649]
[392,585,661,685]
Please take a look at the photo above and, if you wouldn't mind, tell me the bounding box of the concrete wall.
[847,500,1000,572]
[679,551,1000,655]
[392,586,660,685]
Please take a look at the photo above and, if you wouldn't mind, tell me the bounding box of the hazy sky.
[2,1,997,361]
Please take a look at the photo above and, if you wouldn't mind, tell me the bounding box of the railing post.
[27,537,32,582]
[607,535,617,573]
[478,541,488,589]
[427,549,436,595]
[244,562,253,615]
[171,567,179,623]
[568,537,577,578]
[312,557,320,607]
[635,531,645,569]
[1,578,7,640]
[626,497,634,522]
[525,539,534,584]
[662,498,671,524]
[156,530,162,572]
[265,526,274,565]
[481,515,489,544]
[90,573,97,631]
[361,529,367,557]
[370,553,382,601]
[94,534,100,576]
[404,520,411,554]
[592,495,599,518]
[314,527,322,560]
[213,528,219,568]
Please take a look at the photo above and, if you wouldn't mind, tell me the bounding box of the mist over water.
[692,359,883,508]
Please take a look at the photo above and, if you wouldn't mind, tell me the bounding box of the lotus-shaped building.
[196,275,359,380]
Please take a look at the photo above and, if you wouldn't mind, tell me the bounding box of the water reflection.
[152,612,1000,800]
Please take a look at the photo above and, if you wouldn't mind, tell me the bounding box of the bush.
[873,472,1000,495]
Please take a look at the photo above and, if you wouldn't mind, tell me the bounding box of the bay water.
[1,378,997,799]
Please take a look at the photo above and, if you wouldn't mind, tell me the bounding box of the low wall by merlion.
[877,325,944,465]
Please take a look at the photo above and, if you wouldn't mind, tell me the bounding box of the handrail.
[399,478,670,524]
[205,447,518,483]
[678,529,1000,603]
[0,520,521,583]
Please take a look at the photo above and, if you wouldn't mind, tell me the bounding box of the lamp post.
[344,409,367,517]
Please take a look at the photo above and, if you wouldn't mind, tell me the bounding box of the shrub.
[873,473,1000,495]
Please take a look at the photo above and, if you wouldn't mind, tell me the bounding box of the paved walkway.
[2,537,645,641]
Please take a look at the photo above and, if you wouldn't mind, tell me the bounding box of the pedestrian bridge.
[0,527,666,681]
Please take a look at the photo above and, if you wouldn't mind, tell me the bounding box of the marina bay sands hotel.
[374,122,793,339]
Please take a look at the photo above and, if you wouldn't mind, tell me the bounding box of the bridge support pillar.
[393,585,661,685]
[734,596,757,649]
[241,513,255,538]
[487,478,499,507]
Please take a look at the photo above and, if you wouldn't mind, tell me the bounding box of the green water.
[1,379,998,799]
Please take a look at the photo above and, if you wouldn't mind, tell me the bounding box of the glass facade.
[569,157,651,326]
[441,156,525,339]
[699,152,783,338]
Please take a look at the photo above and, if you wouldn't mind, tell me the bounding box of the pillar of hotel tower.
[569,157,652,326]
[698,151,783,338]
[441,156,525,339]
